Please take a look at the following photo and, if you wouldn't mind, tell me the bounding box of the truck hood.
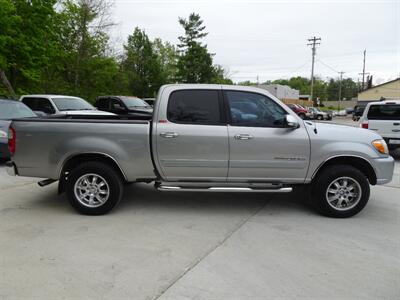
[309,121,383,143]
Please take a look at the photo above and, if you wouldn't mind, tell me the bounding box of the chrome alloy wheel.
[326,177,362,211]
[74,174,110,208]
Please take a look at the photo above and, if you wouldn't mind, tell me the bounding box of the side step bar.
[157,186,293,193]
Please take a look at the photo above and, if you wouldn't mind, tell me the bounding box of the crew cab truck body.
[7,84,395,218]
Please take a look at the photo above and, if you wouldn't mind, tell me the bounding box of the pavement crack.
[152,197,273,300]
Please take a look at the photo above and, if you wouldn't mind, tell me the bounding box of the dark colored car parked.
[95,96,153,117]
[353,105,365,121]
[0,99,37,159]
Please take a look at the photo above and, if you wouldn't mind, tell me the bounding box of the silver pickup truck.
[6,84,395,217]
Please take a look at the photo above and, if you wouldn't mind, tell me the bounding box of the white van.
[359,100,400,150]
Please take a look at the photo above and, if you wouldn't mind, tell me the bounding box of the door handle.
[234,134,253,140]
[393,123,400,126]
[160,132,179,138]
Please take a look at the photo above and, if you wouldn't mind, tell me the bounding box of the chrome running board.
[157,185,292,193]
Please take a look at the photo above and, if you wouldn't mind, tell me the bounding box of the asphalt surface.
[0,117,399,300]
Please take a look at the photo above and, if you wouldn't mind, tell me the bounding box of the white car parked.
[359,100,400,151]
[20,95,115,116]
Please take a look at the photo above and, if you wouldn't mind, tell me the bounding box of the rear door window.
[167,90,224,125]
[368,104,400,120]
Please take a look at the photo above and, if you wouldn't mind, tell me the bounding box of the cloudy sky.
[111,0,399,84]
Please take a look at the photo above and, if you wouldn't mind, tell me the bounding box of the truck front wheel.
[66,162,123,215]
[311,165,370,218]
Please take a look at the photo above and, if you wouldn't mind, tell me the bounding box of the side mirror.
[286,114,300,129]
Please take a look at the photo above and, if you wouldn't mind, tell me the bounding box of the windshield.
[0,101,36,119]
[52,97,95,111]
[121,97,151,108]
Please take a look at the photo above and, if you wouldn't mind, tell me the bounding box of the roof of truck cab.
[366,100,400,106]
[160,84,278,99]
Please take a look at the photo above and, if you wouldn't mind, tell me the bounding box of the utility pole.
[359,49,369,91]
[338,71,345,112]
[307,36,321,104]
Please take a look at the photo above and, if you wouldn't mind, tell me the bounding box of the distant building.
[257,84,299,100]
[358,78,400,101]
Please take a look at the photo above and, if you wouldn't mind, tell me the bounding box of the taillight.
[8,127,16,155]
[361,122,369,129]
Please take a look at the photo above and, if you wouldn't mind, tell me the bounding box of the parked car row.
[287,104,333,121]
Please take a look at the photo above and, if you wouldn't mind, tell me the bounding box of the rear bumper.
[6,161,17,176]
[372,156,395,185]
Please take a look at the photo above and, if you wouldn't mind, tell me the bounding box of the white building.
[257,84,299,100]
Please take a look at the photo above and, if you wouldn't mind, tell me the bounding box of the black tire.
[66,162,124,215]
[311,165,370,218]
[317,115,323,120]
[299,113,305,120]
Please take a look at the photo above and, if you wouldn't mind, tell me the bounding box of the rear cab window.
[367,104,400,120]
[167,90,224,125]
[21,97,55,114]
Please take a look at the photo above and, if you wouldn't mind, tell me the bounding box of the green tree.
[211,65,233,84]
[153,38,178,83]
[122,27,163,97]
[0,0,59,96]
[326,77,358,101]
[53,0,120,101]
[176,13,216,83]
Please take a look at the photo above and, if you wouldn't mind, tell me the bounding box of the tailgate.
[368,119,400,138]
[367,103,400,139]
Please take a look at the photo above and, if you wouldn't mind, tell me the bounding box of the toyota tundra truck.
[6,84,395,217]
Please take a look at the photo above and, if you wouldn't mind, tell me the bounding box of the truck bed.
[11,117,155,181]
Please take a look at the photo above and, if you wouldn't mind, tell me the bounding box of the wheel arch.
[312,155,377,185]
[58,153,127,194]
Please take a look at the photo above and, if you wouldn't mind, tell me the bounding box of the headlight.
[0,130,7,138]
[372,139,389,155]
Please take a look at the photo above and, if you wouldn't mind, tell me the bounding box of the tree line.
[0,0,231,102]
[239,76,359,102]
[0,0,357,103]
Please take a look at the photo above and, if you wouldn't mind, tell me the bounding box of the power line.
[307,36,321,103]
[316,59,340,74]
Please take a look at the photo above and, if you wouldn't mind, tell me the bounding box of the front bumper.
[6,161,17,176]
[373,156,395,185]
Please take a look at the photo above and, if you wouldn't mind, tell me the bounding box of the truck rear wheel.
[66,162,123,215]
[311,165,370,218]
